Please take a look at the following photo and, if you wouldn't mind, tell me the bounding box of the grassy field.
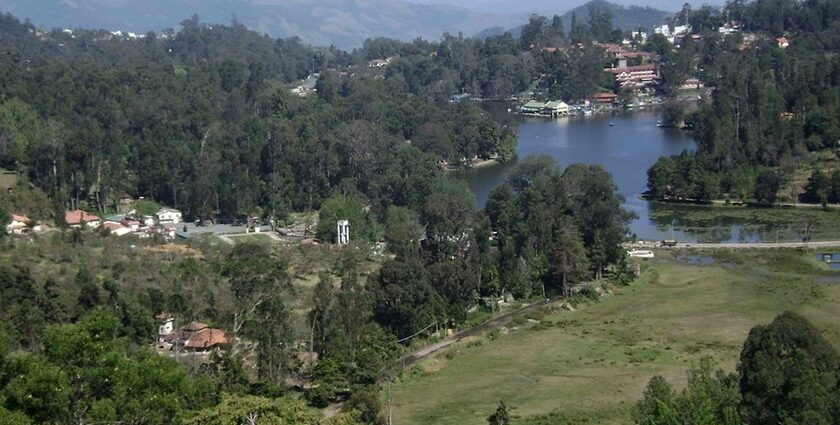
[388,248,840,425]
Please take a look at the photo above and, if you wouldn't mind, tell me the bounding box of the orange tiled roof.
[65,210,100,225]
[11,214,30,223]
[184,328,228,349]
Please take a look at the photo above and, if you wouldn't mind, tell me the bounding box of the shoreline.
[641,195,840,210]
[444,157,502,173]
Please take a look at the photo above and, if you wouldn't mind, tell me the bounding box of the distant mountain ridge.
[0,0,524,49]
[476,0,670,39]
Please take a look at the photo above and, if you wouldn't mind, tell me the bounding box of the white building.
[7,214,30,234]
[336,220,350,245]
[156,207,182,224]
[673,25,690,36]
[631,30,648,44]
[543,100,570,117]
[653,25,671,37]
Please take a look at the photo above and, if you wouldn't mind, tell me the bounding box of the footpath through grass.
[388,248,840,425]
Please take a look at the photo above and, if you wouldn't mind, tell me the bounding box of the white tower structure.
[337,220,350,245]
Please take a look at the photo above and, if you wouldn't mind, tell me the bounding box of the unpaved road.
[397,300,552,368]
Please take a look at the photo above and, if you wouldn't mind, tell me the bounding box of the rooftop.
[65,210,101,225]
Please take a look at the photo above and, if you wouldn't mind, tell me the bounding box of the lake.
[455,107,825,243]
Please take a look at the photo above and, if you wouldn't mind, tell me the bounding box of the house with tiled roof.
[159,320,229,352]
[65,210,101,229]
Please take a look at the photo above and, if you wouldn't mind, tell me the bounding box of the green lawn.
[0,172,16,190]
[388,248,840,424]
[229,233,275,244]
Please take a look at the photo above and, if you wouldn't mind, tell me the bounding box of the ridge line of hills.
[0,0,671,49]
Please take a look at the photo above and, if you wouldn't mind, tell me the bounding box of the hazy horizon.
[407,0,727,14]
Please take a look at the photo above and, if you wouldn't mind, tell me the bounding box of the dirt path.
[396,300,551,368]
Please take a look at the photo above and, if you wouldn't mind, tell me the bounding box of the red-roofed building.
[65,210,101,229]
[160,320,229,352]
[592,92,619,104]
[606,64,660,89]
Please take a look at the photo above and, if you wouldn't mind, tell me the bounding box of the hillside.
[476,0,669,39]
[0,0,521,49]
[412,0,725,14]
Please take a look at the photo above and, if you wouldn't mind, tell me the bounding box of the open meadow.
[389,248,840,424]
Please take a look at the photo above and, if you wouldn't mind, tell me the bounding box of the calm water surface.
[458,107,832,242]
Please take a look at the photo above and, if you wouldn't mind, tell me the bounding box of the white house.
[103,221,133,237]
[653,24,671,37]
[158,317,175,341]
[673,25,690,36]
[543,100,570,117]
[7,214,30,234]
[156,207,182,224]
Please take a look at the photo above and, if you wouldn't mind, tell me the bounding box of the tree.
[803,169,831,205]
[0,207,8,238]
[223,242,292,382]
[753,171,781,205]
[634,358,741,425]
[383,206,423,258]
[315,70,339,102]
[520,15,548,49]
[549,15,565,44]
[487,401,510,425]
[587,3,614,42]
[633,376,676,423]
[550,222,589,298]
[308,273,335,355]
[185,394,323,425]
[369,257,444,338]
[485,185,517,239]
[317,192,377,244]
[739,311,840,425]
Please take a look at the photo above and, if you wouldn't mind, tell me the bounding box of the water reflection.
[456,106,830,243]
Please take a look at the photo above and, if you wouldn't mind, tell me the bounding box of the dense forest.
[0,9,636,424]
[647,0,840,204]
[0,13,516,221]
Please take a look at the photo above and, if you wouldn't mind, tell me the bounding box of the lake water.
[455,107,820,243]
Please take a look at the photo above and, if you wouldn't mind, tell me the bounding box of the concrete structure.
[156,207,182,224]
[7,214,30,234]
[337,220,350,245]
[628,250,655,258]
[653,24,671,37]
[158,317,175,341]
